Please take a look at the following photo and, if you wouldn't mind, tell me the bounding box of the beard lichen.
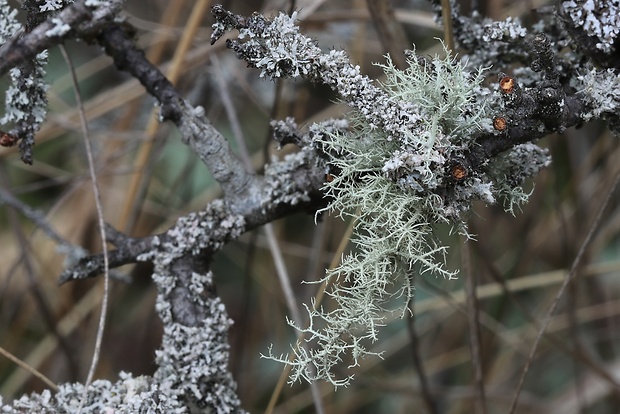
[242,8,548,387]
[262,41,549,386]
[266,47,495,387]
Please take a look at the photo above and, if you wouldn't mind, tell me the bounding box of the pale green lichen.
[214,5,547,388]
[266,46,545,387]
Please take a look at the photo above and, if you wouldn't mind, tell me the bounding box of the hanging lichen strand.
[267,51,547,387]
[210,7,551,387]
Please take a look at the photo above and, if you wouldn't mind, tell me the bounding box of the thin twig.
[508,173,620,413]
[406,273,439,414]
[211,55,253,168]
[566,258,586,413]
[59,45,110,414]
[4,204,79,380]
[0,346,58,392]
[264,224,325,414]
[417,277,531,356]
[264,225,305,333]
[469,234,620,388]
[440,0,454,52]
[0,285,103,397]
[0,186,83,258]
[366,0,409,69]
[462,236,487,414]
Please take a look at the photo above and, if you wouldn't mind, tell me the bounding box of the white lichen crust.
[562,0,620,52]
[139,199,246,264]
[141,200,246,412]
[152,270,244,413]
[0,3,21,44]
[576,67,620,122]
[0,372,184,413]
[263,150,316,209]
[0,2,49,164]
[38,0,71,12]
[0,55,49,129]
[486,143,551,215]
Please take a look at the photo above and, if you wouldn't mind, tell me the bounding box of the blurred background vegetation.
[1,0,620,413]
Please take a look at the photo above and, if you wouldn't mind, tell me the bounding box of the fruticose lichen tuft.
[265,43,547,387]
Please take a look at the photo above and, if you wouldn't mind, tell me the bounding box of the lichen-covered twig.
[0,0,123,162]
[58,141,327,284]
[468,34,585,167]
[50,13,327,286]
[0,0,123,77]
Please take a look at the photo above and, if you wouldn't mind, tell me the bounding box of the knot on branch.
[210,4,251,44]
[470,32,584,167]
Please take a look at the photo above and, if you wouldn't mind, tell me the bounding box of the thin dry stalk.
[406,272,439,414]
[509,173,620,413]
[59,45,110,414]
[462,237,488,414]
[0,346,58,392]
